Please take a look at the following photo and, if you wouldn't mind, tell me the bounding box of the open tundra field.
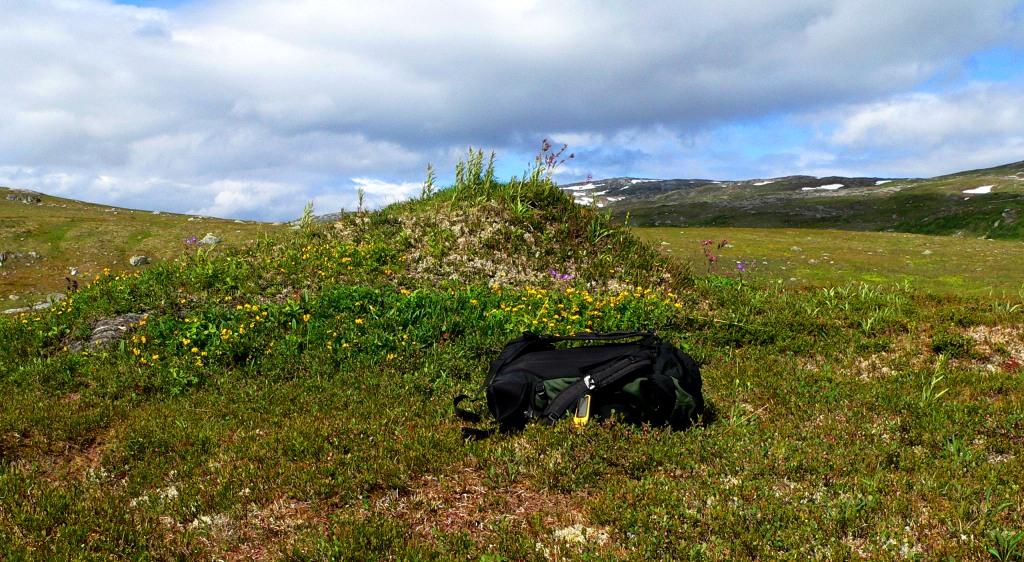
[1,160,1023,560]
[634,226,1024,297]
[0,186,281,304]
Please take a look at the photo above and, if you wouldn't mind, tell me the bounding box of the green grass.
[634,226,1024,298]
[1,154,1023,560]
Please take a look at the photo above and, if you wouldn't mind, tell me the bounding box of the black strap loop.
[461,427,495,441]
[453,394,483,423]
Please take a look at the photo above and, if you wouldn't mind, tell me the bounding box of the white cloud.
[831,86,1024,147]
[826,84,1024,175]
[0,0,1021,218]
[310,178,423,215]
[187,180,303,218]
[351,178,422,199]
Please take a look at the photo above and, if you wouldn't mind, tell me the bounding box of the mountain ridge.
[561,159,1024,238]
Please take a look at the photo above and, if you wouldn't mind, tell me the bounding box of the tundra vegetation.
[0,151,1022,560]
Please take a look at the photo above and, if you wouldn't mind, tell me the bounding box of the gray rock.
[1,293,64,314]
[69,313,148,351]
[5,190,42,204]
[129,255,150,266]
[199,233,222,246]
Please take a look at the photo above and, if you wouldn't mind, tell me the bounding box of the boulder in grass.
[5,190,42,204]
[129,255,150,266]
[68,313,148,351]
[199,233,222,246]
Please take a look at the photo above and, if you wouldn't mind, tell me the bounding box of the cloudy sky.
[2,0,1023,220]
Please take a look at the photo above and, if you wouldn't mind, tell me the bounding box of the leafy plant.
[988,529,1024,562]
[920,358,949,406]
[421,163,436,199]
[299,200,316,230]
[932,331,976,359]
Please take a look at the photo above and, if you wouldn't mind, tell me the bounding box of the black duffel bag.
[456,331,704,437]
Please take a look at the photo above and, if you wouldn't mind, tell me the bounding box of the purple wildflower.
[549,269,574,281]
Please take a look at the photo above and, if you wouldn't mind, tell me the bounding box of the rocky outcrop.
[68,313,147,352]
[0,251,41,266]
[4,190,43,204]
[199,233,222,246]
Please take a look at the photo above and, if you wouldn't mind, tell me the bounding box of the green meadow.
[633,226,1024,298]
[1,155,1023,560]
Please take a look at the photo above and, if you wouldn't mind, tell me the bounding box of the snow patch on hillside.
[875,180,892,185]
[962,185,993,194]
[566,183,599,191]
[801,184,844,191]
[752,180,776,186]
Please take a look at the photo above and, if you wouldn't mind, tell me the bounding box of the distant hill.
[0,186,280,302]
[561,160,1024,239]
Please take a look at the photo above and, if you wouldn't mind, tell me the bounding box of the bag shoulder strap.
[540,353,653,425]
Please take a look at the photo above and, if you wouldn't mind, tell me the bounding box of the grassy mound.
[1,154,1023,560]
